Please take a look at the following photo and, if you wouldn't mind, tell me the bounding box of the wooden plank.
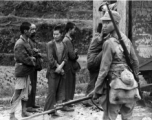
[140,83,152,92]
[93,0,104,35]
[131,1,152,69]
[117,0,129,36]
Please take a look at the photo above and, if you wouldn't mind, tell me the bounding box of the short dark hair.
[65,22,75,33]
[20,22,31,34]
[53,24,64,34]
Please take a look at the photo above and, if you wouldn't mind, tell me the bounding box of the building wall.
[117,0,128,36]
[93,0,103,35]
[93,0,128,35]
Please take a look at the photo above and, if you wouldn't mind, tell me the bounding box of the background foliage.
[0,1,91,98]
[0,1,93,66]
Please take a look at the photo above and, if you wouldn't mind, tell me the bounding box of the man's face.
[102,20,114,34]
[24,29,31,38]
[30,24,36,39]
[70,26,76,37]
[53,30,63,42]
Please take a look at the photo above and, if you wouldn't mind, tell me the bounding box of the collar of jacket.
[65,34,72,41]
[110,31,119,40]
[20,35,29,43]
[103,33,111,40]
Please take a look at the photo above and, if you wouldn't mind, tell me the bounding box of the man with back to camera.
[84,1,119,107]
[84,2,110,106]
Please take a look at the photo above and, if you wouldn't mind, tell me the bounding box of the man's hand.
[33,48,39,53]
[61,69,65,75]
[40,58,43,63]
[55,65,62,74]
[88,90,99,100]
[31,57,36,66]
[74,49,78,54]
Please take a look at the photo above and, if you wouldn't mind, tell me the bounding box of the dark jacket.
[14,35,34,66]
[14,35,36,77]
[46,40,68,74]
[63,35,79,73]
[87,33,109,72]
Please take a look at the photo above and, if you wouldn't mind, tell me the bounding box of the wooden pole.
[21,96,91,120]
[117,0,129,36]
[93,0,104,35]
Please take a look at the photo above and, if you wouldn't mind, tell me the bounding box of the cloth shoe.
[51,111,62,117]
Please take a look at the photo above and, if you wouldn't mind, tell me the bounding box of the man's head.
[30,23,36,39]
[53,25,64,42]
[20,22,31,37]
[65,22,76,37]
[100,11,121,34]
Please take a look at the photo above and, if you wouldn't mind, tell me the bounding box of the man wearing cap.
[89,11,139,120]
[84,2,116,106]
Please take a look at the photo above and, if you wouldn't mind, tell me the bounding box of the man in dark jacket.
[84,5,106,107]
[10,22,36,120]
[44,25,68,117]
[84,2,118,107]
[27,23,42,112]
[62,22,80,111]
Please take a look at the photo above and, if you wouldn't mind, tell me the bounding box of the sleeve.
[46,43,58,68]
[63,47,68,64]
[37,42,46,49]
[87,35,104,64]
[94,41,113,95]
[130,42,139,75]
[88,37,101,52]
[64,39,77,61]
[14,44,34,66]
[87,37,98,59]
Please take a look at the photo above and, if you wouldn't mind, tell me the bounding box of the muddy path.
[0,99,152,120]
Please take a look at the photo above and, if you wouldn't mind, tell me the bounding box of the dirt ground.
[0,97,152,120]
[0,60,152,120]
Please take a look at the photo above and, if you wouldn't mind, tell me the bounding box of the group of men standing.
[10,3,140,120]
[10,21,79,120]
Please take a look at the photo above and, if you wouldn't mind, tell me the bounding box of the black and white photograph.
[0,0,152,120]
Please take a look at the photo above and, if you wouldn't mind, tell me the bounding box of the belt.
[110,63,128,72]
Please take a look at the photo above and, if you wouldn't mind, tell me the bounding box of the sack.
[109,88,141,104]
[110,78,138,90]
[109,68,141,104]
[72,61,81,72]
[120,68,135,86]
[15,63,35,77]
[110,68,138,90]
[35,57,43,71]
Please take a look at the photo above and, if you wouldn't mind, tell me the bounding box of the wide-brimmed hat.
[100,10,121,23]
